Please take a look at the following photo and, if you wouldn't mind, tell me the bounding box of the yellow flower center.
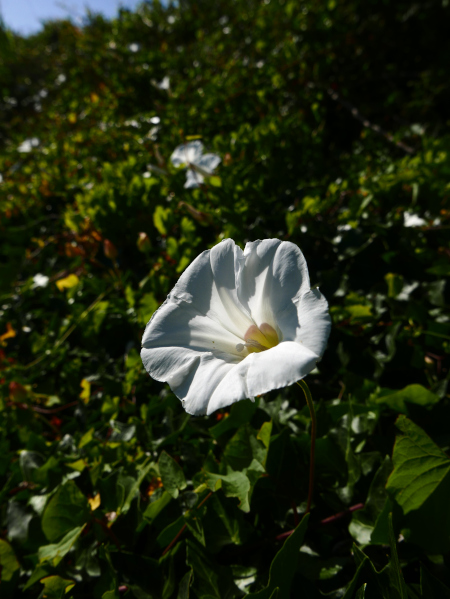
[236,323,279,354]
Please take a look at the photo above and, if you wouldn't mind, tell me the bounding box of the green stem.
[297,379,316,514]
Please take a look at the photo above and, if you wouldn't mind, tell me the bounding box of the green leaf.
[162,556,176,599]
[386,415,450,513]
[153,205,170,235]
[223,425,267,471]
[120,460,153,514]
[209,400,257,439]
[398,470,450,553]
[346,304,372,322]
[388,514,408,599]
[39,575,75,599]
[245,514,309,599]
[185,515,206,546]
[157,516,186,549]
[344,545,403,599]
[177,570,193,599]
[426,264,450,276]
[0,539,20,582]
[41,481,90,542]
[23,565,52,592]
[38,525,85,566]
[209,176,222,187]
[342,555,371,599]
[257,420,272,450]
[109,420,136,442]
[138,293,159,326]
[208,493,246,546]
[372,385,439,414]
[158,451,187,499]
[421,566,450,598]
[370,499,393,545]
[128,586,153,599]
[385,273,404,298]
[199,470,251,512]
[143,491,172,523]
[349,457,393,545]
[186,540,237,598]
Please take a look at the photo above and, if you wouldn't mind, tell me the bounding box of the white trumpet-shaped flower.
[170,140,221,189]
[141,239,331,416]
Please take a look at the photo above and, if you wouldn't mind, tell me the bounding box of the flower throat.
[235,323,279,353]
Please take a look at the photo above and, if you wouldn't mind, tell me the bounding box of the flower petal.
[141,300,245,357]
[170,141,204,167]
[197,153,221,173]
[184,169,203,188]
[144,239,253,343]
[141,345,239,415]
[206,341,319,415]
[275,287,331,358]
[237,239,310,329]
[296,288,331,358]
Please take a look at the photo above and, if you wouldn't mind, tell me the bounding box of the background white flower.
[156,76,170,90]
[32,274,49,288]
[141,238,331,416]
[403,212,426,227]
[17,137,40,153]
[170,140,221,189]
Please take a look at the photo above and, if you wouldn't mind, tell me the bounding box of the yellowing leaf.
[346,304,372,321]
[0,538,20,581]
[88,493,101,511]
[56,274,79,291]
[68,113,77,123]
[39,574,76,596]
[209,175,222,187]
[79,379,91,404]
[31,237,46,248]
[153,205,170,235]
[67,459,86,472]
[385,273,404,298]
[0,322,16,345]
[79,427,94,449]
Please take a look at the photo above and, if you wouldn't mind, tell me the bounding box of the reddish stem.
[275,503,365,542]
[162,492,213,556]
[93,518,121,550]
[320,503,364,526]
[7,400,78,414]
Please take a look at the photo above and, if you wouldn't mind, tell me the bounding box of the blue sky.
[1,0,144,35]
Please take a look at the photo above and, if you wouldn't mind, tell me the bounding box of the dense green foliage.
[1,0,449,596]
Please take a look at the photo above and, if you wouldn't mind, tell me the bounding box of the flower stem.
[296,379,316,514]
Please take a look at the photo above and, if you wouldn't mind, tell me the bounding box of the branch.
[327,88,415,155]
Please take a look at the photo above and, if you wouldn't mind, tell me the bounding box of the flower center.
[235,323,279,354]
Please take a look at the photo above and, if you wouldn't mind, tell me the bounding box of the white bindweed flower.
[170,140,221,189]
[403,212,426,227]
[17,137,40,153]
[156,76,170,90]
[141,239,331,415]
[32,274,49,288]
